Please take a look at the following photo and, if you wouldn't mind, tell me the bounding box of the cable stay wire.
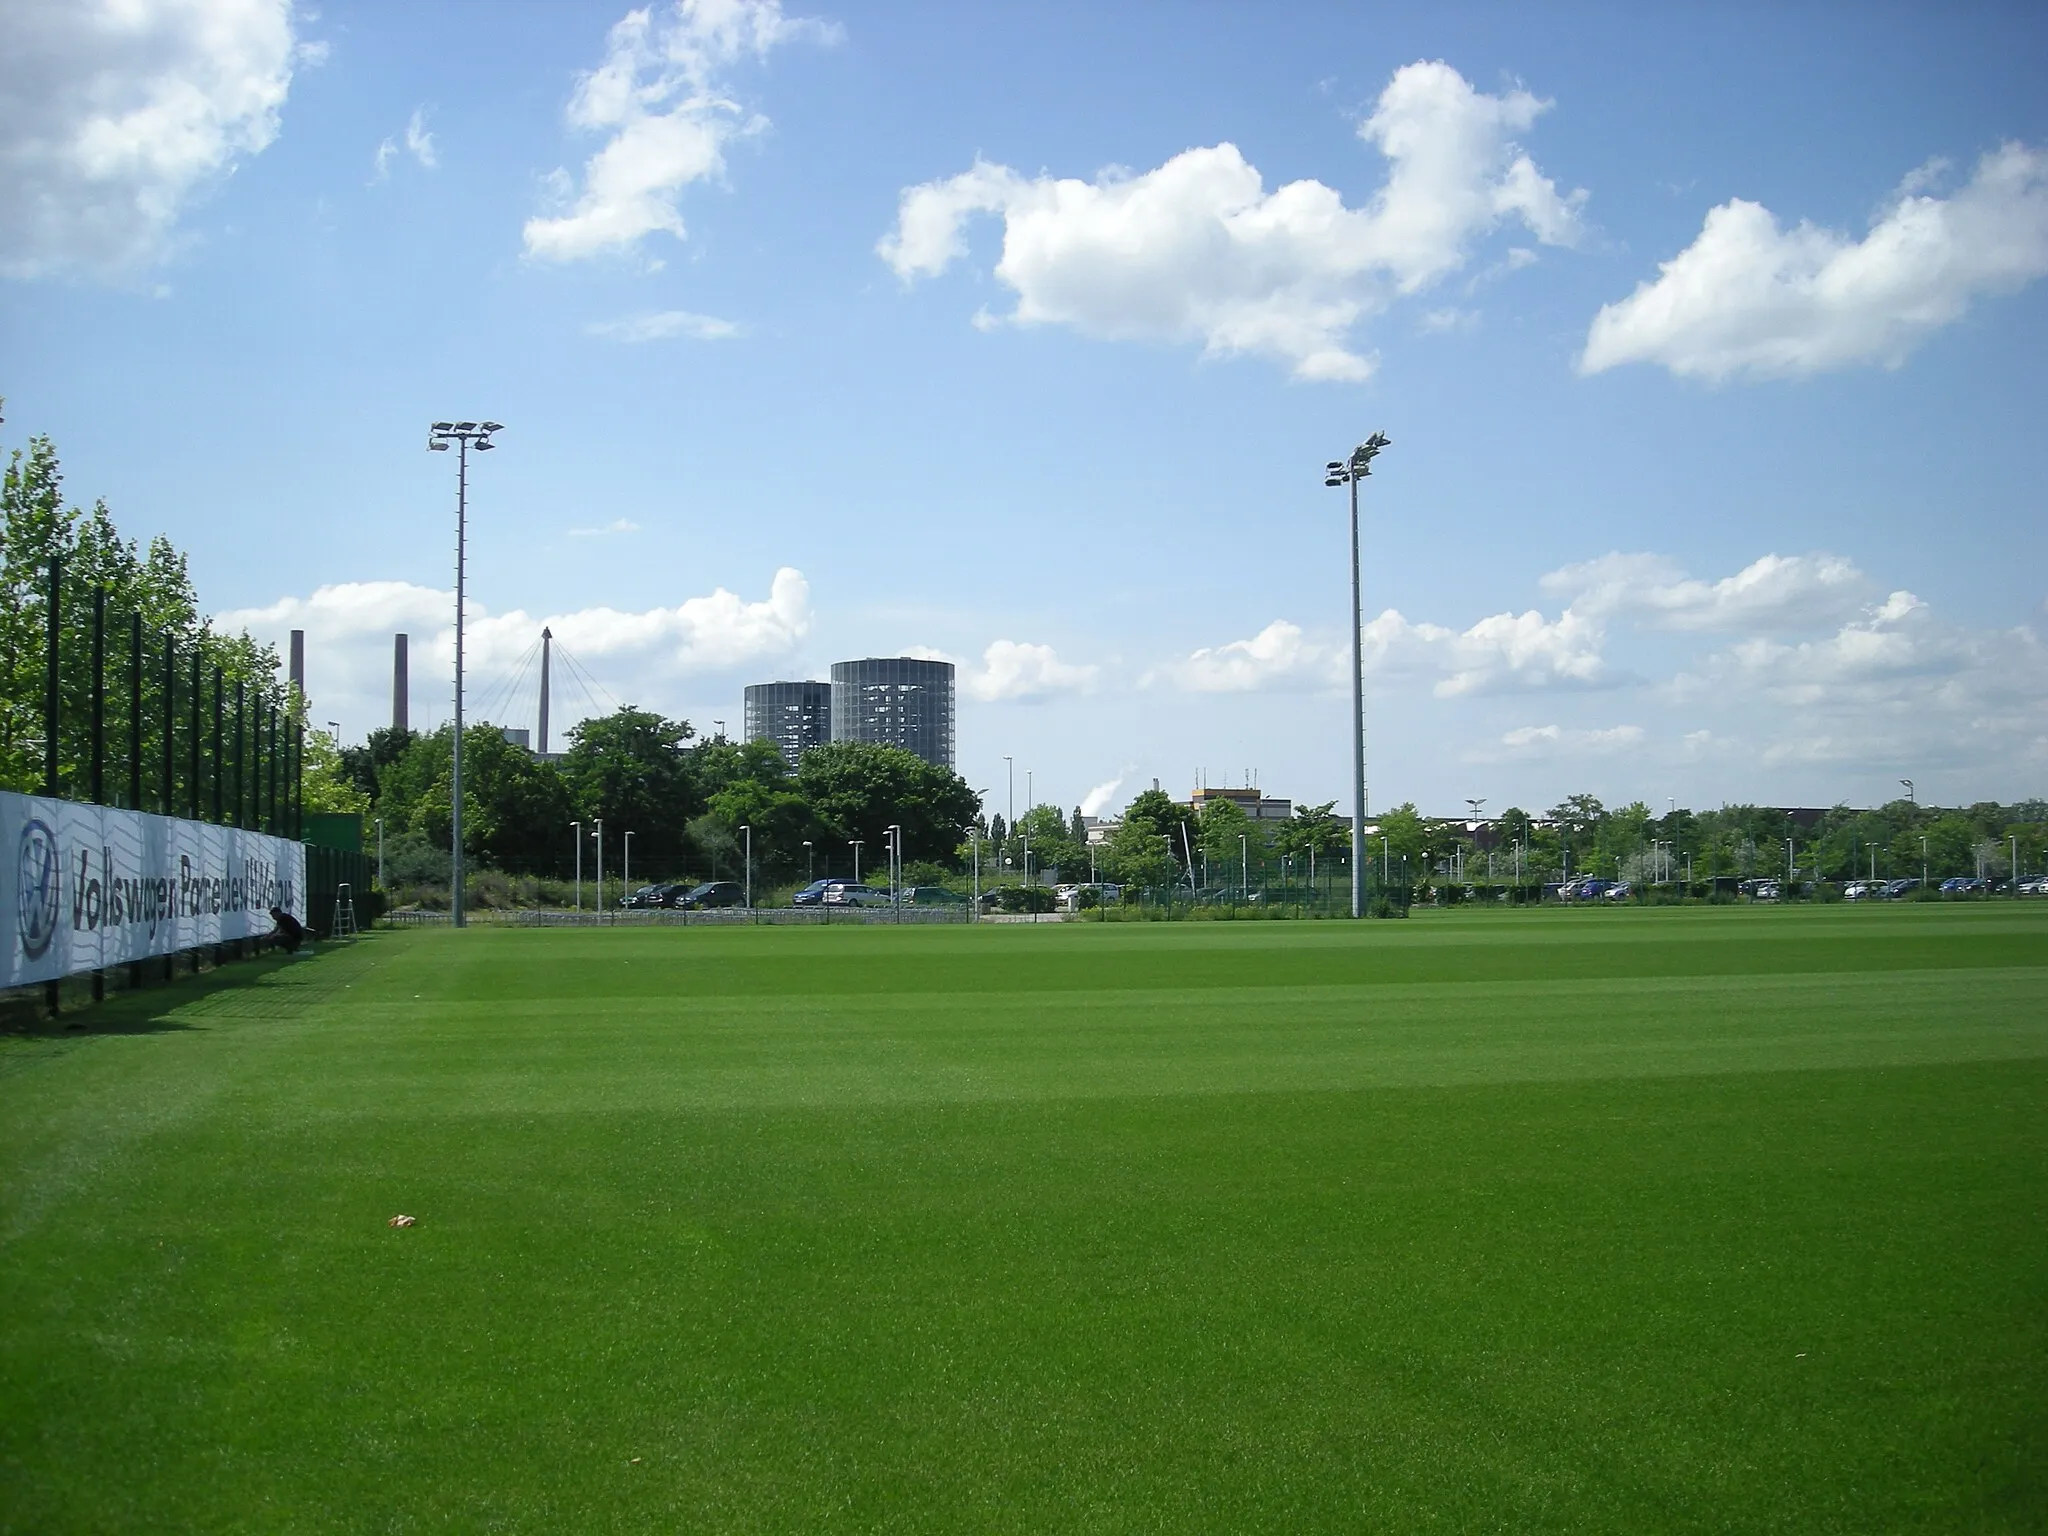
[471,634,544,732]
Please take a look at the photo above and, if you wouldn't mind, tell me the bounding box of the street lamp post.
[427,419,502,928]
[803,839,814,884]
[1003,756,1014,835]
[1239,833,1248,898]
[969,824,981,918]
[623,831,634,899]
[571,820,582,913]
[1900,778,1915,803]
[593,817,604,918]
[1324,431,1391,919]
[887,824,902,913]
[741,825,752,910]
[850,840,863,884]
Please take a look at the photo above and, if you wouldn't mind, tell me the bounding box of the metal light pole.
[850,840,863,884]
[571,820,582,913]
[803,839,814,884]
[1239,833,1248,897]
[593,817,604,917]
[427,419,502,929]
[1324,431,1391,918]
[1921,835,1929,892]
[1003,756,1014,836]
[740,825,752,909]
[1900,778,1914,803]
[376,817,385,893]
[970,825,981,918]
[623,830,634,897]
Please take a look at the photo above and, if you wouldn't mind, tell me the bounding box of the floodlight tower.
[427,419,503,928]
[1324,431,1391,919]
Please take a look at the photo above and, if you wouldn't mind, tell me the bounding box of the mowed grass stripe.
[2,907,2044,1533]
[358,910,2048,1002]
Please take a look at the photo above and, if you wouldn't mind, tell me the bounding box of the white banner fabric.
[3,791,305,987]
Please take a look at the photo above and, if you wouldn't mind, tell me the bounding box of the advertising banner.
[3,791,305,988]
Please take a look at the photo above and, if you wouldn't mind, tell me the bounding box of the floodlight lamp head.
[1325,461,1344,472]
[428,435,450,451]
[431,422,455,432]
[480,421,503,433]
[474,438,494,450]
[455,421,478,433]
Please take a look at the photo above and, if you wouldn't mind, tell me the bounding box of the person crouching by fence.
[268,905,307,954]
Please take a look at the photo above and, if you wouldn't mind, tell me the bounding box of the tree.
[1099,816,1178,887]
[1120,789,1198,869]
[1276,801,1346,858]
[1196,796,1254,876]
[1016,803,1084,878]
[559,707,700,868]
[792,741,980,865]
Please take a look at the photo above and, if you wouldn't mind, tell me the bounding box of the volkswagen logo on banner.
[17,817,60,961]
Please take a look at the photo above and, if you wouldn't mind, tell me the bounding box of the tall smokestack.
[289,630,305,697]
[392,634,410,733]
[538,626,552,755]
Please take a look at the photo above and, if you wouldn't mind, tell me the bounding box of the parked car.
[675,881,747,910]
[821,882,891,908]
[1600,881,1632,901]
[2017,875,2048,895]
[1844,880,1882,900]
[790,879,834,907]
[1753,880,1782,901]
[1056,883,1122,911]
[1880,878,1919,899]
[907,885,967,906]
[620,882,686,909]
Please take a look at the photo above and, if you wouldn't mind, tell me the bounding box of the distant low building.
[1190,786,1292,822]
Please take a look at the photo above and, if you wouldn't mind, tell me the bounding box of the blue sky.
[5,0,2045,822]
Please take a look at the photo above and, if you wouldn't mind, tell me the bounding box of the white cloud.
[1157,605,1611,697]
[0,0,306,278]
[963,639,1098,702]
[1155,619,1335,692]
[586,309,742,341]
[877,59,1585,381]
[374,107,437,181]
[1488,723,1645,760]
[1079,777,1124,818]
[1582,142,2048,380]
[566,518,641,537]
[1542,551,1870,631]
[217,568,810,740]
[523,0,838,263]
[1679,589,2048,771]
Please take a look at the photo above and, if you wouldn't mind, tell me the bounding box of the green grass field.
[4,906,2045,1532]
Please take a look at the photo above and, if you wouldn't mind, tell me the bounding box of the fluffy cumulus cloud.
[1542,550,1870,631]
[962,640,1098,703]
[1582,142,2048,380]
[217,568,810,740]
[878,60,1585,380]
[523,0,838,263]
[1155,606,1611,697]
[0,0,308,278]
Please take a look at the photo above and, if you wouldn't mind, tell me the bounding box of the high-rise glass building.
[829,657,955,769]
[743,681,832,769]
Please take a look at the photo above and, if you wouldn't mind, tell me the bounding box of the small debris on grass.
[630,1457,642,1464]
[388,1214,417,1228]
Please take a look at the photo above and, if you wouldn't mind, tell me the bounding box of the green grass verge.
[3,905,2045,1532]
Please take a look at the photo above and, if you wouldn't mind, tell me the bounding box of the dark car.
[907,885,967,906]
[620,882,684,909]
[675,881,747,910]
[790,879,834,907]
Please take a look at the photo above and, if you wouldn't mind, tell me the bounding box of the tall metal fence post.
[127,611,142,810]
[162,634,176,981]
[90,587,105,804]
[211,668,223,823]
[187,650,200,823]
[44,558,62,1017]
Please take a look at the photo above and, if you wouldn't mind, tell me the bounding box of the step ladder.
[331,882,360,939]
